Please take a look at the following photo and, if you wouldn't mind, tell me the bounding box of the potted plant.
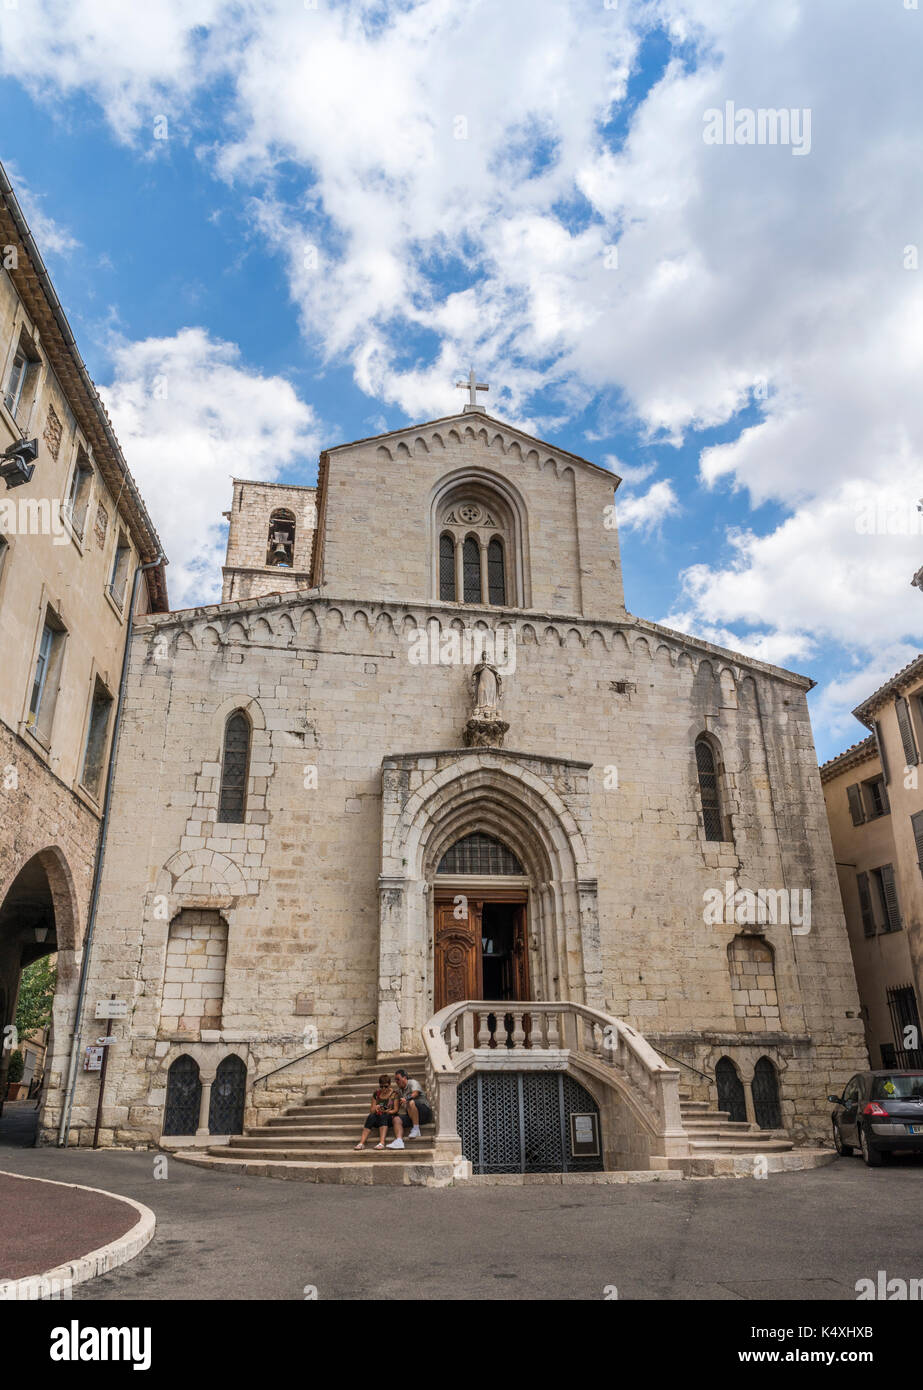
[6,1050,24,1100]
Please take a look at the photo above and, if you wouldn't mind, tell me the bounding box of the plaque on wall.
[569,1111,600,1158]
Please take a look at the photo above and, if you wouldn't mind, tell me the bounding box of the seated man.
[386,1069,433,1149]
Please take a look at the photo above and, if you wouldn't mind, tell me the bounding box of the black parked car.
[828,1071,923,1166]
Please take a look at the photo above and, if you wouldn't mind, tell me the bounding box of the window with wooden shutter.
[846,783,865,826]
[856,872,875,937]
[873,719,890,784]
[912,810,923,877]
[878,864,902,932]
[895,697,919,767]
[863,775,889,818]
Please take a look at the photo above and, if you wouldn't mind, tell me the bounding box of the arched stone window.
[439,532,456,601]
[751,1056,782,1129]
[208,1054,247,1135]
[487,537,506,606]
[430,473,528,607]
[715,1056,747,1123]
[218,711,251,823]
[695,734,728,842]
[161,909,228,1037]
[163,1055,202,1136]
[266,508,296,567]
[462,536,481,603]
[728,935,779,1030]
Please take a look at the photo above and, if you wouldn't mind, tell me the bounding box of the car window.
[871,1074,923,1100]
[842,1076,860,1104]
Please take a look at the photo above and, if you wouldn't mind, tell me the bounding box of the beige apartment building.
[820,658,923,1071]
[0,164,167,1126]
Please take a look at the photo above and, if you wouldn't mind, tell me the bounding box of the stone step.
[176,1153,449,1185]
[688,1136,792,1152]
[228,1131,434,1148]
[214,1146,438,1164]
[681,1119,753,1132]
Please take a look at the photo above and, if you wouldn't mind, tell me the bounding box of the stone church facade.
[53,405,867,1150]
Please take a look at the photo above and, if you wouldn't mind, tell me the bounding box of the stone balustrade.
[422,999,689,1170]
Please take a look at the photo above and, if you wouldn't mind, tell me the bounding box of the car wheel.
[833,1120,853,1157]
[860,1125,883,1167]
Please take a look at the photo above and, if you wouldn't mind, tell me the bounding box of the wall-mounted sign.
[83,1046,104,1072]
[569,1111,601,1158]
[95,1000,127,1020]
[95,1037,116,1047]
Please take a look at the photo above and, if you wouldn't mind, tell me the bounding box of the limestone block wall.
[319,416,625,617]
[54,591,866,1146]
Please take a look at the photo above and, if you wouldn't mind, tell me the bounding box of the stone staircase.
[667,1095,795,1176]
[174,1055,440,1185]
[173,1061,816,1186]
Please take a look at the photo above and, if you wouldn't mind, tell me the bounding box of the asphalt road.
[0,1141,921,1300]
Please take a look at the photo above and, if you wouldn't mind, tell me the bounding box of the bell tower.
[221,478,317,603]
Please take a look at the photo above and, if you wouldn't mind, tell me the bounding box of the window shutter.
[856,872,875,937]
[895,697,919,767]
[879,864,902,932]
[846,783,866,826]
[873,720,890,784]
[878,778,891,815]
[912,810,923,877]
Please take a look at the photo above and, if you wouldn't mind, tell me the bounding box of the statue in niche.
[464,661,509,748]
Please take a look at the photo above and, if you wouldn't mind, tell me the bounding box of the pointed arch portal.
[377,748,600,1053]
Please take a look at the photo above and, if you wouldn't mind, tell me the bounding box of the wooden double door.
[434,891,530,1011]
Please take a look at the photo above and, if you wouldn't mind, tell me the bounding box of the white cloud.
[617,478,681,533]
[5,163,80,257]
[99,328,320,609]
[5,0,923,743]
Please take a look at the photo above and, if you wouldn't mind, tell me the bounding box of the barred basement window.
[218,711,251,822]
[439,532,456,601]
[462,537,481,603]
[695,735,724,842]
[487,536,506,605]
[437,833,524,876]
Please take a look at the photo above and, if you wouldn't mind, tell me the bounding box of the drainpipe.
[58,556,164,1146]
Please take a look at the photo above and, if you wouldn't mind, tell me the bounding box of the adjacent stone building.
[56,396,867,1152]
[821,658,923,1070]
[0,165,168,1133]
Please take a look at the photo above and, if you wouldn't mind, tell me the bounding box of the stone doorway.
[433,892,529,1011]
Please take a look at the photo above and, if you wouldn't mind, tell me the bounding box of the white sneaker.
[386,1138,404,1149]
[408,1126,422,1138]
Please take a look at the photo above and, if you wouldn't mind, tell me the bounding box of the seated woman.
[354,1074,399,1150]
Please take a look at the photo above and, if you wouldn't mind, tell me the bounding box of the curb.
[0,1170,156,1300]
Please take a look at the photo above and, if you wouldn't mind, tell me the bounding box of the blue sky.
[2,0,921,761]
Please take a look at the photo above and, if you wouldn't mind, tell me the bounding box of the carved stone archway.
[377,748,599,1053]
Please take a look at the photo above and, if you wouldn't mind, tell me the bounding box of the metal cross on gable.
[456,367,489,411]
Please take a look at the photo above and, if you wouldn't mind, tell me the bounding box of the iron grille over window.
[695,736,724,841]
[751,1057,782,1129]
[437,832,524,875]
[163,1055,202,1136]
[439,532,456,601]
[715,1057,747,1123]
[218,711,250,822]
[208,1055,247,1135]
[462,537,481,603]
[487,537,506,605]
